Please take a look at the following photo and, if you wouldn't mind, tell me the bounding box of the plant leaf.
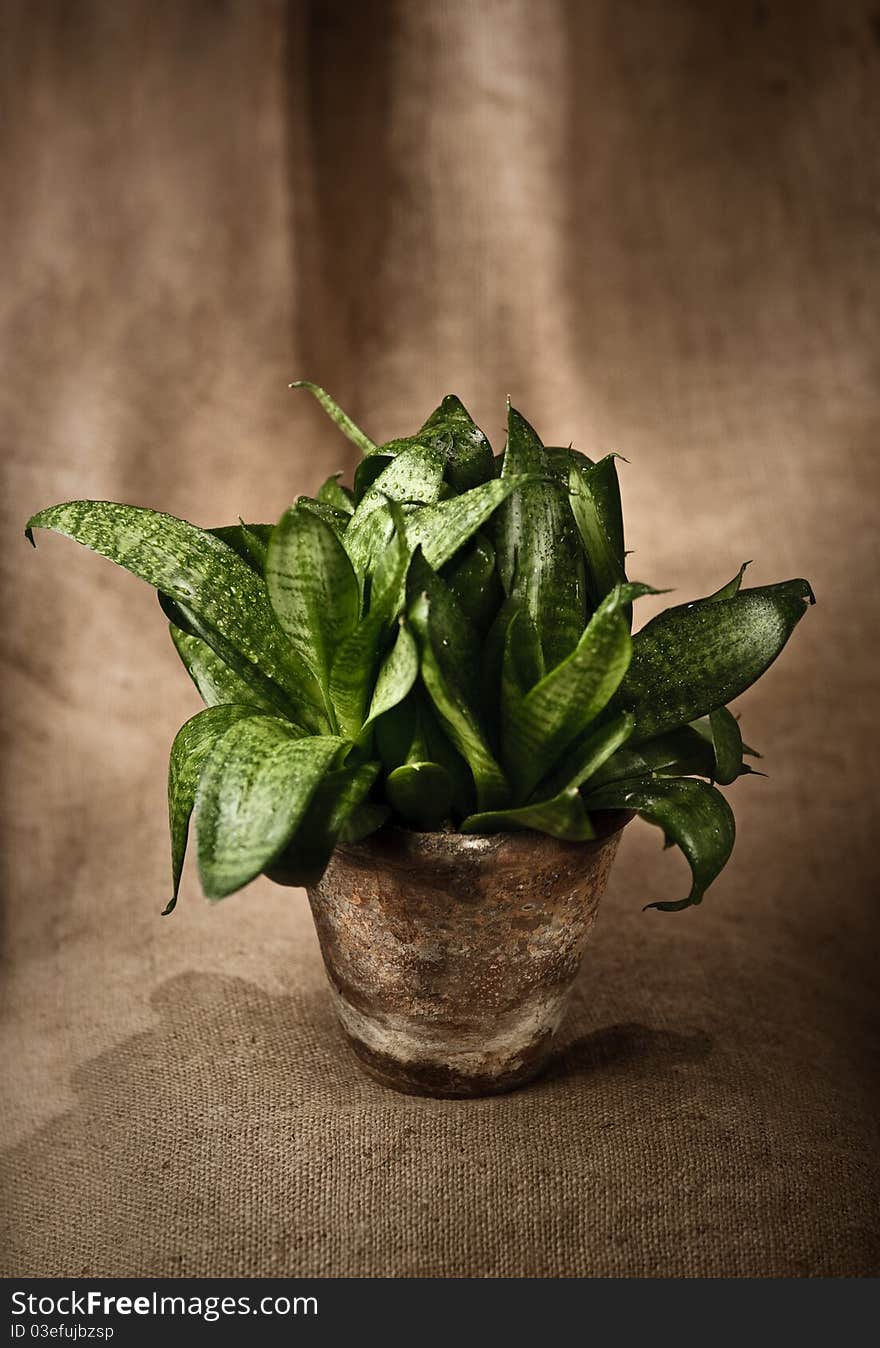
[612,580,815,743]
[160,592,316,725]
[493,405,586,668]
[289,380,377,455]
[344,445,445,577]
[417,393,495,492]
[408,562,509,812]
[703,561,751,603]
[317,473,355,515]
[362,620,419,733]
[534,710,635,798]
[503,583,650,800]
[584,776,735,911]
[26,501,317,712]
[210,523,273,571]
[195,720,343,899]
[169,624,290,716]
[293,497,351,541]
[589,725,718,787]
[386,761,455,830]
[265,505,360,718]
[405,475,531,575]
[568,455,627,605]
[264,760,380,887]
[462,787,595,841]
[443,531,502,630]
[165,705,268,914]
[328,507,411,737]
[695,707,745,785]
[339,802,391,842]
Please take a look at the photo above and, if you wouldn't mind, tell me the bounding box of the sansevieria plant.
[26,386,814,914]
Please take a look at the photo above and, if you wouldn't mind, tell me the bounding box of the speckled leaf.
[568,455,627,605]
[417,394,495,492]
[195,720,343,899]
[535,711,635,799]
[169,624,289,715]
[289,380,376,455]
[695,707,745,785]
[264,760,380,887]
[317,474,355,515]
[444,532,502,630]
[26,501,315,711]
[462,787,595,842]
[612,580,815,743]
[293,497,351,542]
[344,445,445,577]
[165,705,269,914]
[160,592,314,725]
[265,505,360,712]
[493,405,586,668]
[588,725,717,787]
[210,523,273,572]
[329,507,410,737]
[408,568,509,812]
[405,475,531,575]
[504,583,652,800]
[584,776,735,911]
[362,620,419,733]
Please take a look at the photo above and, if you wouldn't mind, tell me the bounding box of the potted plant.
[26,385,814,1097]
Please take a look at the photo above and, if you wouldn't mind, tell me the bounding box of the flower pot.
[305,812,629,1098]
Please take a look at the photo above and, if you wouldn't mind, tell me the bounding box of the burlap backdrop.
[1,0,878,1277]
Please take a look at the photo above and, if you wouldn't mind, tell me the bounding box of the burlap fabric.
[1,0,878,1277]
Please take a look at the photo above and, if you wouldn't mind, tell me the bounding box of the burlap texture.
[1,0,878,1277]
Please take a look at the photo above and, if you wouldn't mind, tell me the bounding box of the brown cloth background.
[2,0,879,1277]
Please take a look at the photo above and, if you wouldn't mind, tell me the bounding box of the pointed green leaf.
[210,523,273,572]
[444,532,502,630]
[405,475,532,575]
[503,583,650,800]
[344,445,445,577]
[195,721,343,899]
[568,455,627,604]
[265,505,360,710]
[169,624,289,715]
[317,473,355,515]
[289,380,376,455]
[386,761,455,830]
[462,787,595,841]
[695,707,745,786]
[329,508,410,737]
[160,592,316,725]
[362,620,419,733]
[612,580,815,743]
[264,760,380,887]
[493,405,586,668]
[418,393,495,492]
[589,725,717,787]
[26,501,316,711]
[704,561,751,603]
[293,497,351,541]
[584,776,735,911]
[535,711,635,799]
[165,705,268,913]
[408,567,509,812]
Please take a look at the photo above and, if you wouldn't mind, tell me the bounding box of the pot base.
[343,1032,552,1099]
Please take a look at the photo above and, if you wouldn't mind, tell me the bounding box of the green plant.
[26,386,814,912]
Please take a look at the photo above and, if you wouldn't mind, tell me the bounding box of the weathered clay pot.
[306,813,629,1098]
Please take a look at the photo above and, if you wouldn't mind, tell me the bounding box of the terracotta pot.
[306,813,629,1098]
